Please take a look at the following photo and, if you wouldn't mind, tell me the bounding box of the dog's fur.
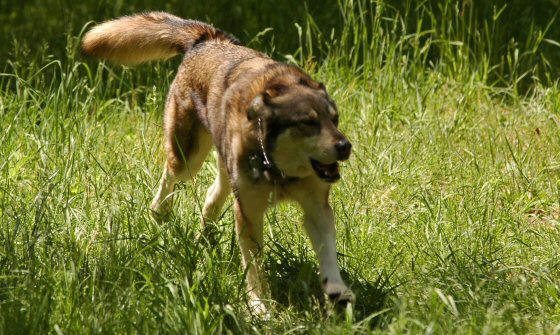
[82,12,354,313]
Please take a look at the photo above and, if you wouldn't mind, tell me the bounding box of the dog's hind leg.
[200,157,231,237]
[151,163,177,222]
[151,125,212,221]
[151,93,213,222]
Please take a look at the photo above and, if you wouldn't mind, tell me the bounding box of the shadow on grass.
[265,242,394,327]
[345,268,395,327]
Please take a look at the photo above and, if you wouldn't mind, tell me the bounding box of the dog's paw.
[150,201,172,223]
[324,280,355,307]
[249,298,269,317]
[196,221,222,247]
[328,288,355,307]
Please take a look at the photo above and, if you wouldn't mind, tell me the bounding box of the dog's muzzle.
[310,138,352,183]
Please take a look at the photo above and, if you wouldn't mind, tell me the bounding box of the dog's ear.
[264,83,287,100]
[248,84,287,120]
[248,84,291,120]
[248,94,271,120]
[299,77,325,91]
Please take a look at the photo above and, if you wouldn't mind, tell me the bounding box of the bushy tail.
[81,12,239,65]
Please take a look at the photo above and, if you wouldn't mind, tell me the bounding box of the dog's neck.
[248,117,298,185]
[248,153,286,183]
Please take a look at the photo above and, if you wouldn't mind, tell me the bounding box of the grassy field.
[2,1,560,334]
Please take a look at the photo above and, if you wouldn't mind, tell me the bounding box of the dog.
[82,12,354,313]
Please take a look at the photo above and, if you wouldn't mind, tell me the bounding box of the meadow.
[2,0,560,333]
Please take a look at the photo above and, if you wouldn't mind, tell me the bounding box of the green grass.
[2,1,560,333]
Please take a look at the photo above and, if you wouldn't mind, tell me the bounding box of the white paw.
[324,280,355,305]
[150,200,171,223]
[249,298,269,317]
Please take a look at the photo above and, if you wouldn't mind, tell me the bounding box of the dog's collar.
[248,152,286,182]
[249,117,298,184]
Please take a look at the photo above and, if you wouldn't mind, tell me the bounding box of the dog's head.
[248,76,351,183]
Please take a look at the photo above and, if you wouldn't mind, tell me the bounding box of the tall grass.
[2,0,560,333]
[300,0,559,93]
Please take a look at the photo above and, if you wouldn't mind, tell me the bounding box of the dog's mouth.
[310,159,340,182]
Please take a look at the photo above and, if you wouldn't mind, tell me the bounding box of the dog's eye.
[332,115,339,126]
[301,119,319,127]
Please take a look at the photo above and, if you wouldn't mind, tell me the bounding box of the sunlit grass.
[2,1,560,333]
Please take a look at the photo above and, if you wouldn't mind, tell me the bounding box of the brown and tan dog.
[82,12,354,313]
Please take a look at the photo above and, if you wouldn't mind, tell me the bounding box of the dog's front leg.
[295,184,355,306]
[233,183,270,314]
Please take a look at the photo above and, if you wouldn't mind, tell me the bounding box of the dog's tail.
[81,12,239,65]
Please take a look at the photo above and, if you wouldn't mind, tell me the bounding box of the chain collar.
[248,117,297,184]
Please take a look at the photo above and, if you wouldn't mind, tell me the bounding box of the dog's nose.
[335,139,352,160]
